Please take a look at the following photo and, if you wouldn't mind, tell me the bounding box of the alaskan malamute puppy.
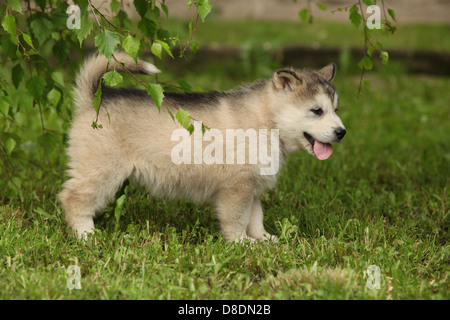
[59,52,346,242]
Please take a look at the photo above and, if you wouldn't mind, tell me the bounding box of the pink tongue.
[313,141,333,160]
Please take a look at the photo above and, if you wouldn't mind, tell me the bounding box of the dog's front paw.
[259,233,279,243]
[227,233,278,244]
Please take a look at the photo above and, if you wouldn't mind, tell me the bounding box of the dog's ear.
[316,64,336,82]
[273,69,303,91]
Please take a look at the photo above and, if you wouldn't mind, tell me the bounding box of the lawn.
[0,18,448,300]
[163,19,450,51]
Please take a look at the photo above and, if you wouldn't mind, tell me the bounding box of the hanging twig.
[38,101,55,184]
[357,0,369,97]
[181,13,199,55]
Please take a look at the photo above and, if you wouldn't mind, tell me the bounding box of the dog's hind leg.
[58,164,130,239]
[246,197,278,242]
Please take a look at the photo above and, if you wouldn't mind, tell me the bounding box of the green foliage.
[92,83,103,115]
[73,13,94,47]
[30,15,53,45]
[94,29,121,61]
[156,40,175,59]
[175,108,195,134]
[380,50,389,65]
[114,192,127,231]
[190,41,199,54]
[47,88,61,107]
[103,70,124,87]
[25,76,46,100]
[11,64,23,88]
[358,56,373,71]
[298,8,309,22]
[147,83,165,110]
[151,41,163,59]
[122,35,140,62]
[194,0,212,22]
[316,3,328,11]
[1,14,16,38]
[0,0,212,197]
[297,1,397,94]
[7,0,22,14]
[4,137,16,155]
[362,0,377,6]
[387,9,396,22]
[349,5,362,28]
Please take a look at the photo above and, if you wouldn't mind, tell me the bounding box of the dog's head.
[271,64,346,160]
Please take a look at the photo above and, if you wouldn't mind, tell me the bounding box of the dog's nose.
[335,128,346,140]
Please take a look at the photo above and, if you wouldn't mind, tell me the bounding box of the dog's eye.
[311,108,323,116]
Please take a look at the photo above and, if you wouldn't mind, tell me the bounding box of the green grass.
[0,71,448,300]
[163,19,450,51]
[0,19,449,300]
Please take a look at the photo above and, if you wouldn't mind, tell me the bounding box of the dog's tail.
[74,52,160,109]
